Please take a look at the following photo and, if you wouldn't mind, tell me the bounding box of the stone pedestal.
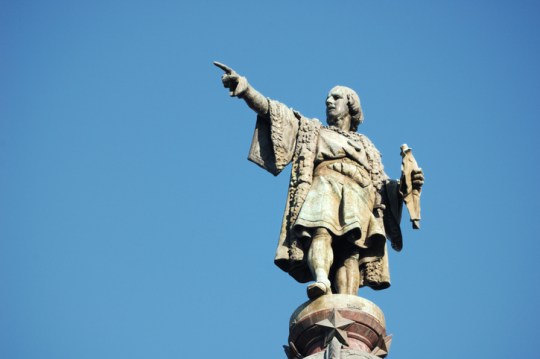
[285,295,392,359]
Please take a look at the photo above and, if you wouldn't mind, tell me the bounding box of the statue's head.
[325,86,364,132]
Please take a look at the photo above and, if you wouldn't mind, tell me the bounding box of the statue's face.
[326,88,351,131]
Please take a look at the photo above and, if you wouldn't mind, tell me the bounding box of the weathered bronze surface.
[214,62,425,300]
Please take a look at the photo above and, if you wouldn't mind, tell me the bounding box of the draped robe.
[247,99,404,290]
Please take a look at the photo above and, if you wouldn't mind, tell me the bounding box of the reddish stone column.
[285,295,392,359]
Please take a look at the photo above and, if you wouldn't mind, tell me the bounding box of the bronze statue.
[215,62,424,299]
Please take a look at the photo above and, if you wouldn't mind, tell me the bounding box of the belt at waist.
[314,158,371,188]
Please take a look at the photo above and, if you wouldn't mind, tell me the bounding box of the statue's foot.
[307,281,331,300]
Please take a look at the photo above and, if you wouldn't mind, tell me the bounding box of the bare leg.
[334,250,360,295]
[307,228,333,299]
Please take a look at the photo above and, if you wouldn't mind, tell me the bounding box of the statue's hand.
[412,168,424,191]
[213,61,248,97]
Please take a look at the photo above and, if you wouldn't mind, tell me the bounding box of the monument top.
[214,61,425,300]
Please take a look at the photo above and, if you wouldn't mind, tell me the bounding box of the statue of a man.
[215,62,424,299]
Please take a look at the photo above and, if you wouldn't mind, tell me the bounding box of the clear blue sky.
[1,1,539,358]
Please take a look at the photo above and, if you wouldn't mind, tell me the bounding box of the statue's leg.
[334,249,360,295]
[307,227,333,299]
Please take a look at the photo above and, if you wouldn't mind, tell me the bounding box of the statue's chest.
[315,128,365,162]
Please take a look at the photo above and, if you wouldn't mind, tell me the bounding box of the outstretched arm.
[214,61,269,116]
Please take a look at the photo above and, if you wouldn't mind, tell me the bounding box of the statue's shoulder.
[353,131,373,144]
[355,132,381,155]
[292,109,322,129]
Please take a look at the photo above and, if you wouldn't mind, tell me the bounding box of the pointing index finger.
[213,61,234,74]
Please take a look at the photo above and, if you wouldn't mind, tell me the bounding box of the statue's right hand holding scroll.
[399,144,424,229]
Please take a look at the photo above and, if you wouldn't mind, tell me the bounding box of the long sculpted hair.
[330,86,364,132]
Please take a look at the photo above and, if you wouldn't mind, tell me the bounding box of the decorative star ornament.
[315,308,354,347]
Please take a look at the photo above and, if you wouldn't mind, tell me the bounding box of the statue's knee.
[314,227,332,238]
[349,252,360,261]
